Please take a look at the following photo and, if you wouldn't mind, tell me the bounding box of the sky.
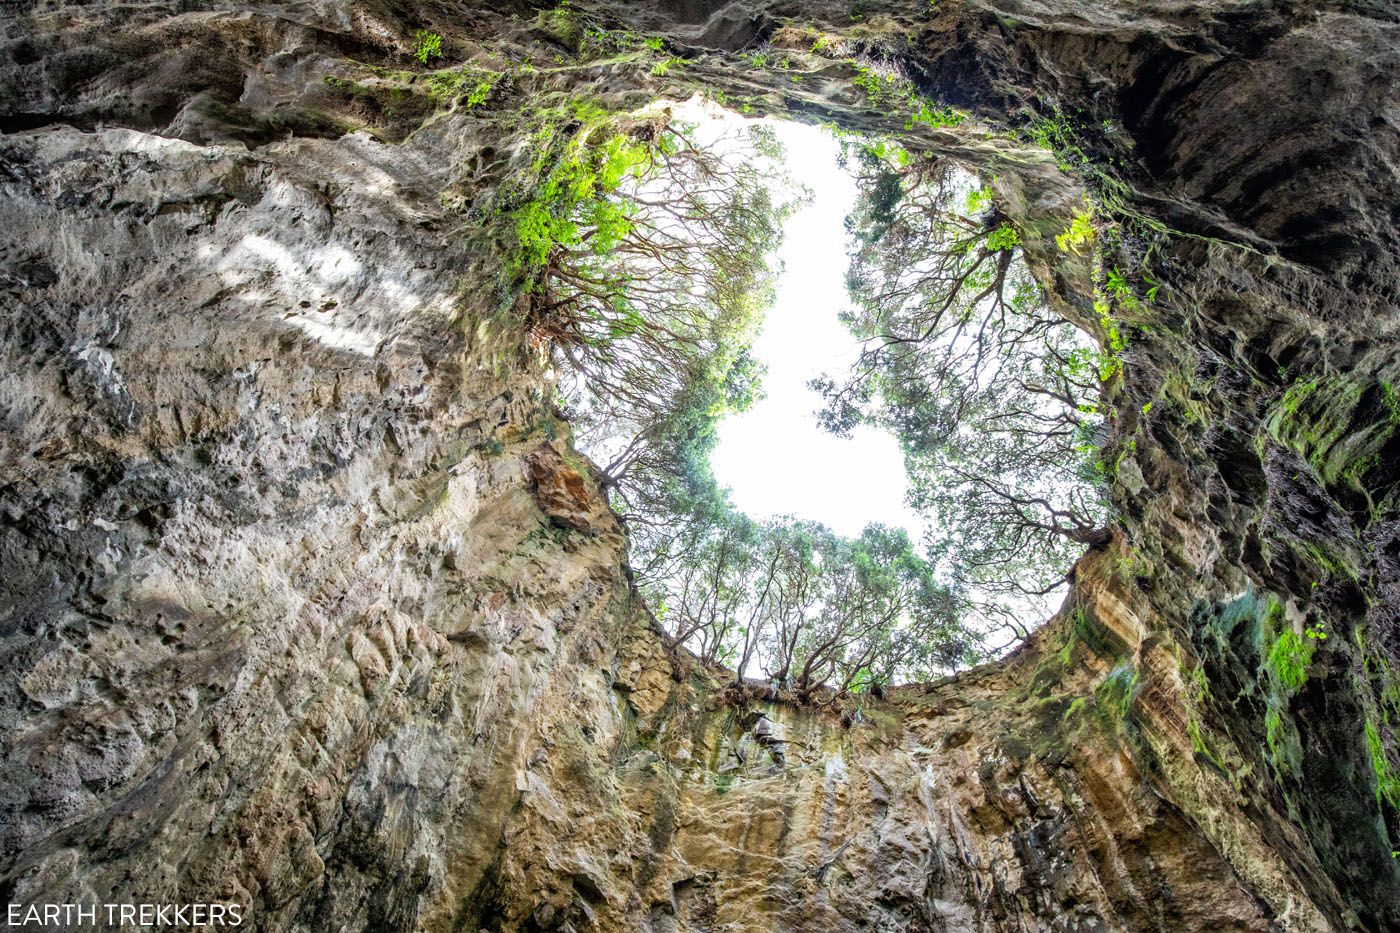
[703,114,927,545]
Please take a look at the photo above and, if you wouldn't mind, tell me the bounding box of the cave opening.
[537,90,1112,691]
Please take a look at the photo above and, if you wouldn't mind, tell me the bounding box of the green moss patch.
[1266,628,1314,694]
[1365,719,1400,812]
[1095,660,1139,721]
[1264,375,1400,510]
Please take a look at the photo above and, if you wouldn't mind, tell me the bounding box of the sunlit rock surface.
[2,1,1398,930]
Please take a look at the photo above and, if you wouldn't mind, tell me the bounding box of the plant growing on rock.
[850,63,965,130]
[413,30,443,64]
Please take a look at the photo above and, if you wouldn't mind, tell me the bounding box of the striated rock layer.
[2,1,1398,930]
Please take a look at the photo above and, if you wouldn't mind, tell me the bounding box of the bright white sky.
[704,114,926,544]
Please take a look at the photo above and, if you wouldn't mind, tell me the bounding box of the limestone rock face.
[526,446,613,535]
[477,538,1326,932]
[2,1,1398,931]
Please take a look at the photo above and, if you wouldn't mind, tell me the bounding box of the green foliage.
[508,118,651,277]
[464,76,496,107]
[1021,112,1089,173]
[812,152,1111,630]
[1089,298,1126,380]
[1266,628,1313,692]
[1104,267,1131,300]
[1366,719,1400,811]
[1245,592,1317,697]
[639,514,978,689]
[1061,207,1157,387]
[851,66,886,98]
[559,16,672,59]
[986,222,1021,251]
[907,98,965,130]
[423,68,499,108]
[1055,206,1095,254]
[849,65,967,131]
[1096,661,1139,721]
[413,30,443,65]
[965,184,993,213]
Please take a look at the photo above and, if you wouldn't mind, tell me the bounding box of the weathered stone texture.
[2,1,1398,930]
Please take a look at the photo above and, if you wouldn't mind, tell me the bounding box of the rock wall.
[477,539,1321,931]
[2,1,1397,930]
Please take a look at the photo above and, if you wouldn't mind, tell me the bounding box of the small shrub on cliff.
[849,65,965,130]
[1055,206,1095,254]
[413,30,443,65]
[423,69,499,109]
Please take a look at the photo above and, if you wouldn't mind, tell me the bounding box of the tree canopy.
[641,512,977,693]
[509,107,1097,688]
[813,143,1112,643]
[512,109,794,526]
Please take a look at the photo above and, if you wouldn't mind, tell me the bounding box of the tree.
[510,110,800,525]
[813,144,1111,640]
[640,515,978,694]
[757,520,827,688]
[828,525,973,692]
[782,525,973,696]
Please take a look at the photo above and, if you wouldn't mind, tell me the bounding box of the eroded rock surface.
[2,1,1398,930]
